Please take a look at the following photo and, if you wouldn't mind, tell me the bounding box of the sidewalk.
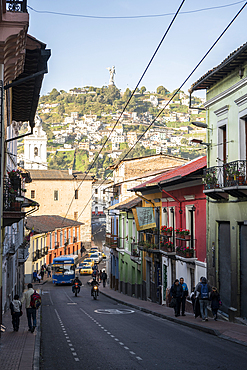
[100,284,247,347]
[0,280,47,370]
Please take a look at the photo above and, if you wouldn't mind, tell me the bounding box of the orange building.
[25,215,84,283]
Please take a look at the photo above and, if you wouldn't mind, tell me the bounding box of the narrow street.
[40,275,247,370]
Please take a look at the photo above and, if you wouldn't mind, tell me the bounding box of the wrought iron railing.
[131,243,140,257]
[44,246,49,255]
[203,160,247,190]
[3,176,22,211]
[6,0,27,12]
[105,233,119,248]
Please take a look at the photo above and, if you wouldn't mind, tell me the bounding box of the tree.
[49,88,60,101]
[140,86,146,95]
[123,88,132,101]
[58,104,65,115]
[156,86,169,95]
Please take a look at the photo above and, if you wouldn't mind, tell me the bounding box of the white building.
[24,115,47,170]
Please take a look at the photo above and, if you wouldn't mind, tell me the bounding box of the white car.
[90,253,100,263]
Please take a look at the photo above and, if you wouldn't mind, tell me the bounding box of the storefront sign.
[132,207,156,231]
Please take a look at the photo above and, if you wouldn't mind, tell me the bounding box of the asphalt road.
[40,275,247,370]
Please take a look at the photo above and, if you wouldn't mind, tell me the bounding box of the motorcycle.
[74,282,80,297]
[93,285,99,300]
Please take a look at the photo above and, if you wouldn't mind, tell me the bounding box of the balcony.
[105,233,119,249]
[3,177,25,227]
[55,242,59,249]
[44,246,49,255]
[203,160,247,199]
[18,246,29,264]
[32,251,37,262]
[6,0,27,12]
[130,243,141,264]
[73,237,77,243]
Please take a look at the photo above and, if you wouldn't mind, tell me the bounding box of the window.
[103,189,105,194]
[95,197,98,203]
[54,190,59,201]
[95,189,98,194]
[50,233,52,250]
[34,147,38,156]
[74,212,78,220]
[75,189,78,199]
[217,120,227,164]
[31,190,35,199]
[60,231,62,246]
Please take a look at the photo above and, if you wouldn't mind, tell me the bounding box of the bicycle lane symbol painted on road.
[94,309,135,314]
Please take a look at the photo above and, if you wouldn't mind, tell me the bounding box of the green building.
[190,42,247,319]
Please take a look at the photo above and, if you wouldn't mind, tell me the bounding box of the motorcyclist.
[91,277,99,296]
[72,276,82,293]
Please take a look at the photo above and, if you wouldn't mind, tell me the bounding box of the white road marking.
[136,357,143,361]
[119,342,124,345]
[75,358,79,362]
[124,346,129,350]
[130,351,135,355]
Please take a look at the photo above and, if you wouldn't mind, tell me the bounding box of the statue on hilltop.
[107,66,116,86]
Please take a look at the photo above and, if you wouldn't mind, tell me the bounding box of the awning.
[5,34,51,127]
[21,197,39,208]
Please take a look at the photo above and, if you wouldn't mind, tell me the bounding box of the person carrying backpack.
[10,294,22,331]
[195,277,212,321]
[21,283,41,333]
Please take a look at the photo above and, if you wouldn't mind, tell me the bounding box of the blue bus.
[52,255,79,285]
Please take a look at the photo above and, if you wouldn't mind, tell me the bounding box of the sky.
[27,0,247,98]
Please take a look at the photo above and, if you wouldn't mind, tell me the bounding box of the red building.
[131,156,207,300]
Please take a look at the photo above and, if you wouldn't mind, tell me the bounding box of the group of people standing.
[170,276,221,321]
[33,264,51,283]
[92,265,108,287]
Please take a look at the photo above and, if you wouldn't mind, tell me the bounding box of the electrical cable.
[28,1,245,19]
[75,1,247,220]
[61,0,186,223]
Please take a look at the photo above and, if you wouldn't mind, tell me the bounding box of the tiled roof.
[108,196,141,211]
[29,170,94,181]
[131,156,207,191]
[25,215,83,234]
[190,42,247,92]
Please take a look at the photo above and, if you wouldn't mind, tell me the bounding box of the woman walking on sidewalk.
[10,294,22,331]
[210,287,221,320]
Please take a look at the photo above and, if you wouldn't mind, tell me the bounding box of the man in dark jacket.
[195,277,212,321]
[170,279,183,317]
[180,277,188,316]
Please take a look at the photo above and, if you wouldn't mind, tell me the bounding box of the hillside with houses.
[18,85,206,177]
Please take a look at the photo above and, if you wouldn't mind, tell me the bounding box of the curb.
[100,290,247,347]
[33,290,42,370]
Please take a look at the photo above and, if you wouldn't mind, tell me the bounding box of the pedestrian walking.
[47,265,51,278]
[21,283,36,332]
[190,287,196,314]
[170,279,183,317]
[99,270,102,282]
[102,270,107,287]
[40,267,44,280]
[33,270,37,283]
[195,277,212,321]
[180,277,188,316]
[210,287,221,320]
[36,273,41,283]
[10,294,22,331]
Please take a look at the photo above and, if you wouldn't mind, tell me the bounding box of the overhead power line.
[28,1,245,19]
[62,0,186,223]
[75,1,247,221]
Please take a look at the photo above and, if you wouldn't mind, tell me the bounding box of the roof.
[131,156,207,191]
[11,35,51,126]
[108,196,141,211]
[25,215,83,234]
[190,42,247,92]
[109,153,187,170]
[28,170,94,181]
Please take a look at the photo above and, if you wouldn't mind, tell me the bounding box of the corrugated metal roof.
[190,42,247,92]
[26,215,83,233]
[132,156,207,191]
[29,169,94,181]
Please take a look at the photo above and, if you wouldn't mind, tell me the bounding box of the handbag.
[169,298,176,308]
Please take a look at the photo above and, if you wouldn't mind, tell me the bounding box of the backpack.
[92,270,97,277]
[200,283,209,299]
[30,290,42,309]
